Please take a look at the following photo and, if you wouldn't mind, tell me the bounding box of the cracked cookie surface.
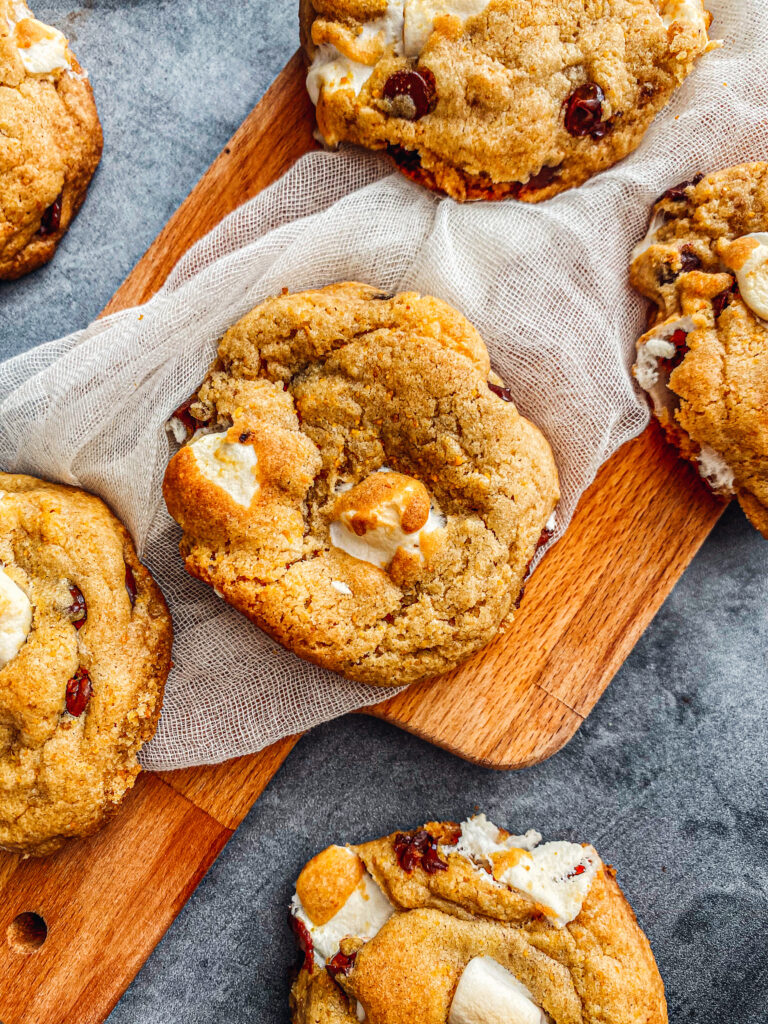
[0,474,173,857]
[288,814,667,1024]
[300,0,716,201]
[162,283,559,687]
[0,0,102,279]
[631,162,768,539]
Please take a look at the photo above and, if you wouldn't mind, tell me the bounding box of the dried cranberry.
[566,863,587,879]
[170,397,200,439]
[679,245,702,273]
[67,585,87,630]
[487,381,514,402]
[536,527,554,551]
[38,194,63,237]
[289,914,314,974]
[65,667,92,718]
[383,67,437,120]
[658,328,690,374]
[659,173,704,203]
[712,281,737,318]
[326,950,357,980]
[125,564,137,607]
[563,84,608,139]
[393,830,448,875]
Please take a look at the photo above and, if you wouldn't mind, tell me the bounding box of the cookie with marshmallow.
[288,814,667,1024]
[163,283,559,687]
[300,0,717,202]
[631,162,768,539]
[0,474,172,856]
[0,0,102,279]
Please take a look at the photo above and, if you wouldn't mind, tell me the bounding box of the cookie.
[162,283,559,687]
[631,163,768,539]
[300,0,717,202]
[0,474,173,857]
[288,814,667,1024]
[0,0,102,279]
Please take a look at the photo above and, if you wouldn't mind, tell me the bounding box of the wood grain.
[0,48,725,1024]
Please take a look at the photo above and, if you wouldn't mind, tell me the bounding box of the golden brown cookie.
[288,814,668,1024]
[300,0,717,202]
[0,0,103,279]
[162,283,559,687]
[631,162,768,539]
[0,474,173,857]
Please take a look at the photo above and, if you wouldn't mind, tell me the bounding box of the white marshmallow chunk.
[404,0,491,55]
[659,0,709,35]
[0,567,32,669]
[291,870,394,964]
[452,815,599,927]
[330,505,444,569]
[732,233,768,321]
[307,0,404,103]
[697,445,735,493]
[449,957,546,1024]
[190,432,259,507]
[7,2,71,75]
[634,316,696,391]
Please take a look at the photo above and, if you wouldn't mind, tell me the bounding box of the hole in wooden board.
[6,912,48,953]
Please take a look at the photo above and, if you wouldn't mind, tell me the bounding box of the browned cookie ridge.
[0,474,173,856]
[301,0,717,201]
[288,814,667,1023]
[631,162,768,539]
[0,0,102,279]
[163,283,559,687]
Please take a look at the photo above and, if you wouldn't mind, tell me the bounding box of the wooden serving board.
[0,51,725,1024]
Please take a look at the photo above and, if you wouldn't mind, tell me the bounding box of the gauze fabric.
[0,0,758,769]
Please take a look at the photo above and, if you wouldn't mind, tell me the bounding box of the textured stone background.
[1,2,767,1021]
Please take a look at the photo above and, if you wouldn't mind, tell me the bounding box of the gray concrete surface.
[1,3,767,1022]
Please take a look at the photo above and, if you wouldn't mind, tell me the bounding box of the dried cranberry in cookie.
[631,163,768,539]
[301,0,717,201]
[163,283,559,687]
[0,0,102,279]
[288,816,668,1024]
[0,473,172,857]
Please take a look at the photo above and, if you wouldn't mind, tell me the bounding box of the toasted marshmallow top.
[451,814,599,927]
[330,470,445,571]
[7,2,70,75]
[659,0,709,36]
[722,233,768,321]
[0,567,32,669]
[291,845,394,963]
[190,432,259,507]
[448,957,546,1024]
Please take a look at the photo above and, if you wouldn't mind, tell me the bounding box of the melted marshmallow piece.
[0,567,32,669]
[634,316,696,392]
[723,233,768,321]
[659,0,709,37]
[7,1,71,75]
[697,444,735,493]
[330,470,445,570]
[630,209,668,263]
[306,0,404,103]
[190,432,259,508]
[291,845,394,963]
[453,814,599,928]
[448,957,547,1024]
[403,0,491,56]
